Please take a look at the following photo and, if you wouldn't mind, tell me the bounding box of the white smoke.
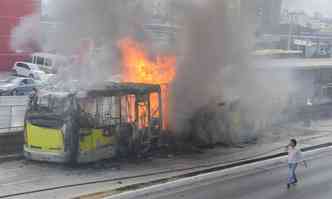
[10,0,300,146]
[11,0,147,88]
[170,0,299,145]
[171,0,255,133]
[10,14,42,53]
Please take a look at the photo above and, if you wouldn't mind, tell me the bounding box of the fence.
[0,96,28,133]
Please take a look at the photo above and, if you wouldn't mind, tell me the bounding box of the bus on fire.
[24,83,163,164]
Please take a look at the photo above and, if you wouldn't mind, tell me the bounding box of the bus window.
[150,92,160,118]
[134,94,149,128]
[79,98,97,128]
[32,56,36,64]
[121,95,136,123]
[96,96,121,127]
[45,58,53,66]
[36,56,45,65]
[79,96,121,128]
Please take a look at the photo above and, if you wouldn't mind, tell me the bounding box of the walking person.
[287,139,307,189]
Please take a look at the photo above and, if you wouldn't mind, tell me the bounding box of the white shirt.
[288,147,303,164]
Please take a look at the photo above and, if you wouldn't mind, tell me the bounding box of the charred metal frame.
[87,83,163,129]
[24,82,163,163]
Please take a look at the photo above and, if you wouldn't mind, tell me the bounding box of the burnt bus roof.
[87,82,161,97]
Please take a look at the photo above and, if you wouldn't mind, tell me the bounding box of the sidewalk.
[1,120,332,199]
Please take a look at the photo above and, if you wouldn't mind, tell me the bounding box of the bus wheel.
[63,120,79,166]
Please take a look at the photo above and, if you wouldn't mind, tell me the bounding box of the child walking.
[287,139,307,189]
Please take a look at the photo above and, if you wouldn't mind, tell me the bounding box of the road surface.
[2,129,332,199]
[113,148,332,199]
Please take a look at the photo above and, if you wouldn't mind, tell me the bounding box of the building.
[281,10,332,32]
[309,19,329,30]
[281,10,311,28]
[255,58,332,122]
[0,0,40,70]
[256,0,283,33]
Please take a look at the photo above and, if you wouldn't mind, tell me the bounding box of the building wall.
[0,0,40,71]
[256,0,282,33]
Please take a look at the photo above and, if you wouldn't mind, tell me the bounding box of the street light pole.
[287,13,296,51]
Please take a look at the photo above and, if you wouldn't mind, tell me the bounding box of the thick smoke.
[10,14,42,53]
[171,1,253,126]
[10,0,300,146]
[11,0,147,88]
[171,0,305,146]
[170,0,276,145]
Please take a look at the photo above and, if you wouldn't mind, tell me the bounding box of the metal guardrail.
[0,96,28,105]
[0,96,28,133]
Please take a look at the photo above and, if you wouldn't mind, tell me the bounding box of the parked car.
[13,62,46,79]
[0,77,37,96]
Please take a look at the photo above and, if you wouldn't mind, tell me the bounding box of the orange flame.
[118,38,176,129]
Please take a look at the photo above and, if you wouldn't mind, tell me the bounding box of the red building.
[0,0,40,71]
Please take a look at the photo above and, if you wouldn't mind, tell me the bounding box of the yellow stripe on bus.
[80,129,114,152]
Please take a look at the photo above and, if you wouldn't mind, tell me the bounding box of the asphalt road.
[124,149,332,199]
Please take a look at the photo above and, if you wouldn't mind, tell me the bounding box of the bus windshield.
[30,94,72,116]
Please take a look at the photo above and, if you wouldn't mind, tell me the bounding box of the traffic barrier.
[0,96,28,133]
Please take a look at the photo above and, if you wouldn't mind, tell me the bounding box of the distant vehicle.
[13,62,46,79]
[30,53,68,74]
[13,53,68,77]
[0,77,37,96]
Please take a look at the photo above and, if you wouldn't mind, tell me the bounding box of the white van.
[30,53,68,73]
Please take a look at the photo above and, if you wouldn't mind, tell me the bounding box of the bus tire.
[65,120,79,166]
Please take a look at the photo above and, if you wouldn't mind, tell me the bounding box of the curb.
[0,153,23,163]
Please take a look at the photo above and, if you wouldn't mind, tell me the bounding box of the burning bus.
[24,83,163,164]
[23,36,176,164]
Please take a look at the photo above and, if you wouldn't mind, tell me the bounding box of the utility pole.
[287,13,296,51]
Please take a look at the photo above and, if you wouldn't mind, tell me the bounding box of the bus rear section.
[24,122,69,162]
[23,93,115,164]
[24,93,76,163]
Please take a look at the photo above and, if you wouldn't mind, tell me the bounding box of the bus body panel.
[79,129,115,152]
[25,125,117,163]
[24,145,70,163]
[26,123,64,152]
[78,128,116,163]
